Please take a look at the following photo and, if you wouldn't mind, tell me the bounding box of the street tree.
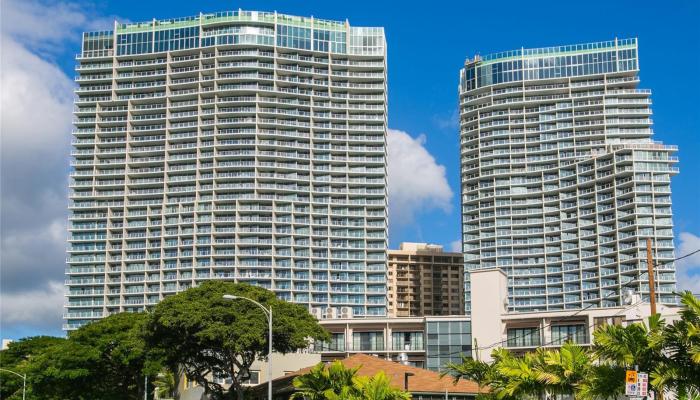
[26,312,158,399]
[145,281,329,400]
[0,336,65,399]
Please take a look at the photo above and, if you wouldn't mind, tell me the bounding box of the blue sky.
[1,0,699,339]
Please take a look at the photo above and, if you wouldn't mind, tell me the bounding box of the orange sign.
[626,370,638,384]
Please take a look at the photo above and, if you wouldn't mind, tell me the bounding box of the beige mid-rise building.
[387,243,464,317]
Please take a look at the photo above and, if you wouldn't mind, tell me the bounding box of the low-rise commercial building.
[470,268,682,361]
[315,315,471,371]
[250,354,482,400]
[178,315,473,399]
[388,243,464,317]
[178,352,321,400]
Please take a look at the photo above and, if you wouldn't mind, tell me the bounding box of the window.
[392,331,424,350]
[506,327,541,347]
[352,331,384,351]
[551,324,588,345]
[594,316,623,330]
[315,332,345,352]
[248,371,260,385]
[425,321,472,371]
[213,371,232,385]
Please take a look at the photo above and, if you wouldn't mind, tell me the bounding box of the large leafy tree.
[145,281,329,400]
[0,336,65,399]
[25,312,158,400]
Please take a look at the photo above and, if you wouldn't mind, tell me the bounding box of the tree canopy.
[0,336,65,399]
[145,280,329,400]
[0,313,157,400]
[29,312,157,400]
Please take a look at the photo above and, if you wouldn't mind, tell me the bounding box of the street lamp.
[223,294,273,400]
[0,368,26,400]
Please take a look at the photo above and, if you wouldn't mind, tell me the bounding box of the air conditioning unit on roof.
[339,306,353,319]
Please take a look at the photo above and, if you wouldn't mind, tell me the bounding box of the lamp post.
[0,368,26,400]
[223,294,273,400]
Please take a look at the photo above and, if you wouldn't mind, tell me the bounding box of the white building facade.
[459,39,678,314]
[470,268,681,362]
[67,11,388,330]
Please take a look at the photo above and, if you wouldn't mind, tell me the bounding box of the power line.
[476,246,700,352]
[666,248,700,264]
[474,290,623,352]
[537,299,644,348]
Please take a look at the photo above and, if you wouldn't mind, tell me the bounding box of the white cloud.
[449,240,462,253]
[675,232,700,293]
[0,281,65,328]
[387,129,453,225]
[0,0,118,335]
[1,0,117,55]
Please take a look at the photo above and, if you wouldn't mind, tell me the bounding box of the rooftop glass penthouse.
[67,10,388,330]
[459,38,678,314]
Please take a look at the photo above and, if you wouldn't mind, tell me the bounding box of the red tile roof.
[275,354,483,395]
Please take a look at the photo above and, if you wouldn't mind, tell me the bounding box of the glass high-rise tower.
[66,11,388,330]
[459,38,678,313]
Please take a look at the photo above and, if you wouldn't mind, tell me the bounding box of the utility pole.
[646,238,657,315]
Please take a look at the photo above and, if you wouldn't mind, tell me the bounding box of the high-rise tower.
[459,38,678,314]
[67,11,388,330]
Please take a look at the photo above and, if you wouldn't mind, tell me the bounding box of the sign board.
[638,373,648,397]
[626,382,639,396]
[625,371,649,397]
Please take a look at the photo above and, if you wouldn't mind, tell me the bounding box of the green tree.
[444,291,700,400]
[443,355,495,398]
[648,292,700,399]
[145,281,329,400]
[0,336,65,399]
[25,312,158,400]
[153,370,177,399]
[593,314,665,371]
[291,361,411,400]
[445,345,614,400]
[290,361,361,400]
[493,348,547,399]
[355,371,412,400]
[536,343,592,398]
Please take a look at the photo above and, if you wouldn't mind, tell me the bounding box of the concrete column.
[470,268,508,362]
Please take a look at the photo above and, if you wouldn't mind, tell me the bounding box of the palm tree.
[578,364,625,400]
[290,363,333,400]
[153,371,176,399]
[443,355,494,396]
[493,348,547,400]
[593,314,665,370]
[355,372,411,400]
[290,361,360,400]
[648,291,700,399]
[536,343,593,399]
